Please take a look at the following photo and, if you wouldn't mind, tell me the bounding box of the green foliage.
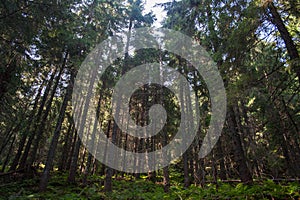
[1,0,300,199]
[0,173,299,200]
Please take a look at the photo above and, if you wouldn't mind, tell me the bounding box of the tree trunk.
[104,18,133,192]
[0,54,18,100]
[68,64,97,183]
[66,101,85,171]
[58,122,74,171]
[67,134,82,183]
[267,2,300,84]
[18,67,58,170]
[39,68,75,191]
[1,135,16,172]
[179,71,190,188]
[9,134,27,171]
[66,129,77,171]
[0,125,15,156]
[216,139,227,180]
[29,64,65,168]
[228,106,253,184]
[9,82,44,171]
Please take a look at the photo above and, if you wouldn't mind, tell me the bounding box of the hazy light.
[144,0,171,27]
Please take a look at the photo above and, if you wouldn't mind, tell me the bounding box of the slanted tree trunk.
[68,67,97,183]
[266,2,300,84]
[0,54,18,100]
[0,124,15,156]
[39,68,75,191]
[18,67,58,170]
[1,135,16,172]
[29,62,65,168]
[9,82,44,171]
[66,101,85,171]
[9,134,27,171]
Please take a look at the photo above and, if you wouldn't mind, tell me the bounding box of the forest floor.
[0,172,299,200]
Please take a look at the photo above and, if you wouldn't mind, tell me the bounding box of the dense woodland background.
[0,0,299,199]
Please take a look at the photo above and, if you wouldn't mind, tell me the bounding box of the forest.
[0,0,299,199]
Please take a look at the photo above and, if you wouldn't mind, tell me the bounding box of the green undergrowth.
[0,173,299,200]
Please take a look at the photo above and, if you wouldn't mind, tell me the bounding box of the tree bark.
[9,81,44,171]
[18,67,58,170]
[68,63,97,183]
[216,139,227,180]
[267,2,300,84]
[104,18,133,192]
[39,68,76,191]
[1,135,16,172]
[228,105,253,184]
[29,63,65,168]
[58,121,74,171]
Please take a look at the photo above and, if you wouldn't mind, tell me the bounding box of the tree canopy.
[0,0,299,199]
